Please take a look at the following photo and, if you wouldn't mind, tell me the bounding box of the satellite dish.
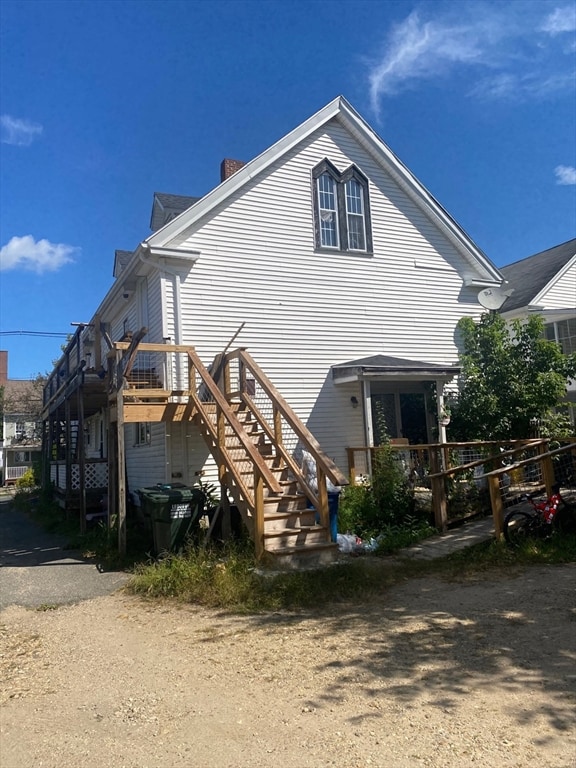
[477,286,514,311]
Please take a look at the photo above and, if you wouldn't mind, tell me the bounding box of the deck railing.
[347,439,575,532]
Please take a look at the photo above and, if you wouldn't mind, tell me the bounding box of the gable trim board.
[145,96,501,289]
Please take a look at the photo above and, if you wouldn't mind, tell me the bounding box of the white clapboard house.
[42,96,504,564]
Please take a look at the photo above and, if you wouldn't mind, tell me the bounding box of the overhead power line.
[0,330,70,338]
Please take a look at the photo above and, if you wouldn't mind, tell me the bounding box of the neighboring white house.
[0,351,42,486]
[45,95,505,498]
[499,238,576,427]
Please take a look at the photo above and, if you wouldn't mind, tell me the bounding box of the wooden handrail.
[186,350,282,496]
[228,349,348,488]
[426,440,549,479]
[481,441,576,479]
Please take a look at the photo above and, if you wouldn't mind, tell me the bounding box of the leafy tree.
[449,313,576,440]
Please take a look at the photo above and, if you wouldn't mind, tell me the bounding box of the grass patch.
[127,541,402,612]
[127,531,576,613]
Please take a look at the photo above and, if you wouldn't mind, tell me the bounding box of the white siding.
[156,119,485,471]
[146,271,165,342]
[539,262,576,310]
[125,422,167,493]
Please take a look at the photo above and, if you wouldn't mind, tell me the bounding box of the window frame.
[545,318,576,356]
[135,422,151,446]
[312,159,372,254]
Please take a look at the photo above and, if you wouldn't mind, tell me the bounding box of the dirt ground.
[1,564,575,768]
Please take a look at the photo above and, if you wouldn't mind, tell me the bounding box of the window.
[15,421,25,440]
[135,422,151,446]
[312,159,372,253]
[15,451,31,463]
[344,176,366,251]
[317,171,340,248]
[545,318,576,355]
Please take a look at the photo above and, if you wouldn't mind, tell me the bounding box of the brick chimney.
[0,350,7,384]
[220,158,246,182]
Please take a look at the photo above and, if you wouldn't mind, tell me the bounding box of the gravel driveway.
[1,495,574,767]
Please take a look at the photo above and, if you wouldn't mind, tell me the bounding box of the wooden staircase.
[109,340,348,568]
[188,349,348,569]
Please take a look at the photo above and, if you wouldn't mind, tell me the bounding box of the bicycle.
[503,484,576,547]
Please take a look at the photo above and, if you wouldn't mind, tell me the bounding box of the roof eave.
[332,365,460,383]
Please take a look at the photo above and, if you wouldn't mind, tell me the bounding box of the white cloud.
[471,70,575,100]
[0,115,43,146]
[0,236,78,273]
[554,165,576,184]
[368,10,486,108]
[541,6,576,35]
[368,3,576,112]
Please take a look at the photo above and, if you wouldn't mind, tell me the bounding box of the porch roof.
[331,354,460,384]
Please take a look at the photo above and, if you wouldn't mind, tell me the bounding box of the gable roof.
[500,238,576,312]
[150,192,201,232]
[113,249,133,278]
[145,96,502,286]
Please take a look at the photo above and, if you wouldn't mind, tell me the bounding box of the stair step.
[264,542,339,570]
[263,494,309,512]
[263,526,329,550]
[264,510,317,532]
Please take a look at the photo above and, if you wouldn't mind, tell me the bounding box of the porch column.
[436,379,450,474]
[362,379,373,478]
[436,379,447,445]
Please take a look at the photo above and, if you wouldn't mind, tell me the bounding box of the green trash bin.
[136,484,205,554]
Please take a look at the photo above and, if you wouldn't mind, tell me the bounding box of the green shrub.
[15,467,37,490]
[339,444,422,540]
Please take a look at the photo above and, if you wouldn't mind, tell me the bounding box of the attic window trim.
[312,159,373,255]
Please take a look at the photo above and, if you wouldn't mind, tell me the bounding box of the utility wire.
[0,330,70,338]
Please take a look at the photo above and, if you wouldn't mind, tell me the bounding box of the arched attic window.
[312,159,372,254]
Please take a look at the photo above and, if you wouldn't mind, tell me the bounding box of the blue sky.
[1,0,575,380]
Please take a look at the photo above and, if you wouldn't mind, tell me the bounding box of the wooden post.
[116,388,127,556]
[347,447,356,485]
[442,443,450,473]
[539,440,555,495]
[254,471,264,559]
[106,404,115,533]
[273,406,283,455]
[77,381,86,535]
[65,397,72,520]
[431,475,447,532]
[430,450,447,531]
[488,474,504,539]
[317,465,329,535]
[216,406,231,539]
[222,355,231,399]
[238,355,246,395]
